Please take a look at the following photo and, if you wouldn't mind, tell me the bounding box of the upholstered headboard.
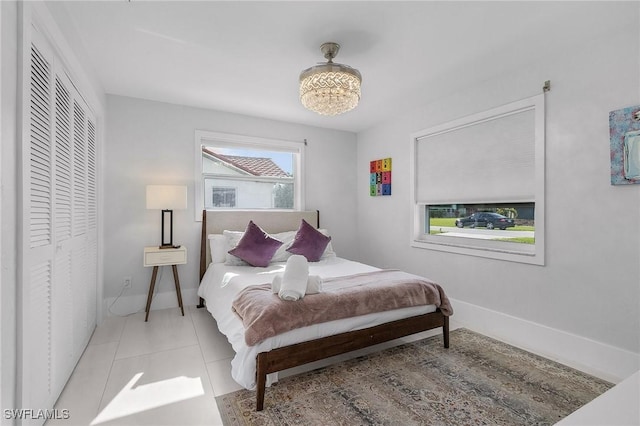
[199,210,319,281]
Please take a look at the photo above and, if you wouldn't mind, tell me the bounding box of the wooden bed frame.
[198,209,449,411]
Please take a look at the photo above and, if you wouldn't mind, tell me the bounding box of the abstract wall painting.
[370,158,392,196]
[610,105,640,185]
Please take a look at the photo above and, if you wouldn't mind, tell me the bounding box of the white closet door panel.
[28,260,52,411]
[87,119,97,232]
[54,75,72,243]
[29,44,52,249]
[71,246,88,355]
[85,115,98,332]
[51,251,73,394]
[72,101,86,238]
[86,240,98,327]
[23,37,56,415]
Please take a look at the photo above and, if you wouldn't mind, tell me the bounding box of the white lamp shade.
[146,185,187,210]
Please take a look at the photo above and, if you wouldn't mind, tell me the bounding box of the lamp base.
[159,244,181,250]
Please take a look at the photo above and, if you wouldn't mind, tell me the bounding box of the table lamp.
[146,185,188,249]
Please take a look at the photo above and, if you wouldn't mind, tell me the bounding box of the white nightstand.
[143,245,187,321]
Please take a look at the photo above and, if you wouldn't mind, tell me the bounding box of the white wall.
[356,9,639,380]
[104,95,357,313]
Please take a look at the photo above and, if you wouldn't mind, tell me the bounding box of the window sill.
[411,236,544,265]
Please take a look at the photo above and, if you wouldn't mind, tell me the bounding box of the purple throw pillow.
[228,221,283,267]
[286,219,331,262]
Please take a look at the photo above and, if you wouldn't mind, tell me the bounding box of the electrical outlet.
[123,276,132,289]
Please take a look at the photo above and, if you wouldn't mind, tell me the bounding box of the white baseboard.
[103,288,200,318]
[449,298,640,384]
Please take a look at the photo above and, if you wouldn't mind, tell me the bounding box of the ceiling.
[53,1,631,133]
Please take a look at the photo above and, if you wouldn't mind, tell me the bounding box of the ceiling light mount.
[299,42,362,116]
[320,42,340,62]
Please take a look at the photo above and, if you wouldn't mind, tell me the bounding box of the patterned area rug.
[215,329,612,425]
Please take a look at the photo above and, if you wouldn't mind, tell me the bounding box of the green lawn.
[493,237,535,244]
[429,218,458,227]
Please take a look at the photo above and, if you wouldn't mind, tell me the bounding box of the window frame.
[194,130,305,221]
[409,95,545,265]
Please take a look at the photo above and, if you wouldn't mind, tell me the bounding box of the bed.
[197,209,451,411]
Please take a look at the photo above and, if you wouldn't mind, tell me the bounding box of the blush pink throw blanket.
[232,270,453,346]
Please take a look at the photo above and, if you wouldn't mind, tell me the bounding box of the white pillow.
[318,229,336,259]
[208,234,227,264]
[223,229,249,266]
[270,230,297,262]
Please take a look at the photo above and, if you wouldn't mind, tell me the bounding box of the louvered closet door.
[51,70,74,397]
[22,29,98,420]
[25,40,55,414]
[86,118,98,329]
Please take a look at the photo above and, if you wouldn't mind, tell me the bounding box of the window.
[212,187,236,208]
[195,130,304,219]
[427,202,535,243]
[410,95,545,264]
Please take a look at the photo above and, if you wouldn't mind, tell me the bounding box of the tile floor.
[47,306,236,426]
[46,305,450,426]
[47,304,637,426]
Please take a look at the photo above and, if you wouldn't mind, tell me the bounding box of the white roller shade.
[415,103,537,204]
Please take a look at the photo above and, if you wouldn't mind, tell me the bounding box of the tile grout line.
[93,315,129,421]
[112,307,196,361]
[190,306,222,397]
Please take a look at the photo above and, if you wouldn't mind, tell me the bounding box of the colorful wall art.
[370,158,392,196]
[610,105,640,185]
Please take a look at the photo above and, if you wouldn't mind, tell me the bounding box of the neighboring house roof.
[203,148,290,177]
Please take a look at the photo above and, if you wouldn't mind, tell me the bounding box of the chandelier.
[299,42,362,116]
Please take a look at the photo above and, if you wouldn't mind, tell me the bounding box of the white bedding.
[197,256,437,390]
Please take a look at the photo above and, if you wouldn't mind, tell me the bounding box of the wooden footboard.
[255,310,449,411]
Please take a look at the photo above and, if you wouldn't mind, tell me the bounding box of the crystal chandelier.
[299,42,362,116]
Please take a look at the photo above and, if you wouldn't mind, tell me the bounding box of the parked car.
[455,212,515,230]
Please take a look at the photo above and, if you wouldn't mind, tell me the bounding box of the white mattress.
[197,256,437,390]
